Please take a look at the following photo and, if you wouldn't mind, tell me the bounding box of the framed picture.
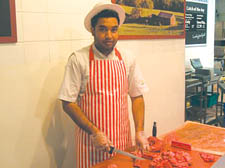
[112,0,185,39]
[0,0,17,43]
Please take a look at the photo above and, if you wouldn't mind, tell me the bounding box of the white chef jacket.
[58,44,148,102]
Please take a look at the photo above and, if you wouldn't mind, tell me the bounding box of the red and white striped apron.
[75,46,132,168]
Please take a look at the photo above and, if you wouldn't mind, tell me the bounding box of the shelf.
[186,105,192,109]
[186,92,202,99]
[185,77,204,123]
[185,79,202,88]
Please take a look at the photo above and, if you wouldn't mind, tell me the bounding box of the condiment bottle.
[152,121,157,137]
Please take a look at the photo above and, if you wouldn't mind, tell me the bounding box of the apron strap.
[115,48,122,60]
[89,45,122,62]
[89,46,95,61]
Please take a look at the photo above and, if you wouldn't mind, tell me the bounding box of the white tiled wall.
[49,41,72,62]
[0,43,25,66]
[48,14,73,40]
[24,42,50,64]
[1,0,94,167]
[16,13,24,42]
[23,13,49,41]
[15,0,22,12]
[21,0,48,12]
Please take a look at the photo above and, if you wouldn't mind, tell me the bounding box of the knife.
[211,155,225,168]
[109,146,145,160]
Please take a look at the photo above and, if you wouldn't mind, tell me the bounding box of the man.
[58,2,149,168]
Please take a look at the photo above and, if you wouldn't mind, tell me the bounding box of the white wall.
[185,0,215,69]
[121,39,185,140]
[0,0,185,167]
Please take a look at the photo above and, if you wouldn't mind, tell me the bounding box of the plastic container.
[191,93,219,108]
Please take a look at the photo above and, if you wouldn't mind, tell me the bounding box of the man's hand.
[91,131,112,152]
[135,131,149,151]
[131,95,148,151]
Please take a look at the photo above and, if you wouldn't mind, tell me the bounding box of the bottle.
[152,121,157,137]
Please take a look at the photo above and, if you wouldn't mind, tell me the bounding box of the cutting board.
[92,147,220,168]
[161,121,225,155]
[93,121,224,168]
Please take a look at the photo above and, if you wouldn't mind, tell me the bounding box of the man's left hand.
[135,131,149,151]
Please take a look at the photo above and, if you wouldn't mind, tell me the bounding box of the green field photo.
[113,0,185,37]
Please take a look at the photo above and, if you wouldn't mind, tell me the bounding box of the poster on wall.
[112,0,185,39]
[185,0,208,46]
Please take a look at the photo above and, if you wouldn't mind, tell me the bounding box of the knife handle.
[109,146,115,154]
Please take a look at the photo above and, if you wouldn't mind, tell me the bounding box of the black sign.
[185,1,207,45]
[0,0,11,36]
[0,0,17,43]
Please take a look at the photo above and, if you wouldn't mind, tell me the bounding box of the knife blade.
[211,155,225,168]
[109,146,145,160]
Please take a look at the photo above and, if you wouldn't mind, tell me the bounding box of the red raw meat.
[199,152,215,162]
[149,150,192,168]
[161,160,173,168]
[182,151,192,164]
[147,136,163,152]
[142,151,159,160]
[131,137,192,168]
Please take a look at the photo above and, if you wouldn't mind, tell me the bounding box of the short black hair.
[91,9,120,29]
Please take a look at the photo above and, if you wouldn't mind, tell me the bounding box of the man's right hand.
[91,131,112,152]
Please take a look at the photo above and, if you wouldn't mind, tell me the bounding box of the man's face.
[91,17,119,56]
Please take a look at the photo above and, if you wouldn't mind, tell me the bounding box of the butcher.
[58,2,149,168]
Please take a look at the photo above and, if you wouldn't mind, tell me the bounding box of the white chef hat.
[84,2,125,32]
